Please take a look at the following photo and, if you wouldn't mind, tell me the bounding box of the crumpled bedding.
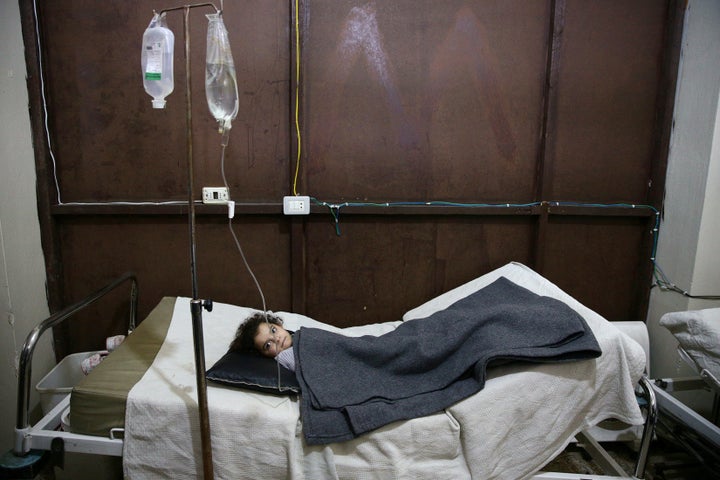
[660,307,720,384]
[295,277,602,445]
[122,262,646,480]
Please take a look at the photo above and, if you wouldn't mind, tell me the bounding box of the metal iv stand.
[153,3,220,479]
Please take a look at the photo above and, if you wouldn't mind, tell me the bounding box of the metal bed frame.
[533,376,657,480]
[10,272,659,479]
[651,346,720,472]
[13,272,137,458]
[668,346,720,422]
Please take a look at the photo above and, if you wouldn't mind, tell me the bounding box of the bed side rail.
[634,375,657,479]
[14,272,138,455]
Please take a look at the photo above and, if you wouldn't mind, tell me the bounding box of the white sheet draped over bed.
[123,262,646,480]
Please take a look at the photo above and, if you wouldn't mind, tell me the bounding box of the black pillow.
[206,350,300,395]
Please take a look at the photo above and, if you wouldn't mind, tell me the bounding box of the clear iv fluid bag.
[205,13,239,133]
[206,64,238,127]
[141,13,174,109]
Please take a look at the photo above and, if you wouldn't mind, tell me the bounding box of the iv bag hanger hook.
[155,3,221,16]
[149,3,219,479]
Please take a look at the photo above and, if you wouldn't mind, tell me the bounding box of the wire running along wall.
[17,1,697,357]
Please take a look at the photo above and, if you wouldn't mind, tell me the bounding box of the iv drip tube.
[153,3,220,479]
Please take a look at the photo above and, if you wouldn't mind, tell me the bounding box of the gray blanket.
[293,277,601,445]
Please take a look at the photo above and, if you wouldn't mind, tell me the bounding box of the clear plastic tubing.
[141,13,174,109]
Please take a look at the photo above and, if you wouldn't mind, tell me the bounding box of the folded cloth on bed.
[660,307,720,382]
[294,276,602,445]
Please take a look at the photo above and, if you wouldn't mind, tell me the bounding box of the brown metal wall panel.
[550,0,668,201]
[303,216,534,327]
[303,1,550,202]
[38,0,289,202]
[540,216,648,321]
[57,216,291,354]
[21,2,682,353]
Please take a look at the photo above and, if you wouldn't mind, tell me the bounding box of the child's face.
[254,322,292,357]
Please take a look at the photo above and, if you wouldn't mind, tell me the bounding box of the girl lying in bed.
[229,312,296,371]
[227,277,604,445]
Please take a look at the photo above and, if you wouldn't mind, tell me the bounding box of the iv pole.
[154,4,219,479]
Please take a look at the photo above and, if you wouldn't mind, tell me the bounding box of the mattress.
[118,262,646,480]
[660,307,720,385]
[69,296,175,436]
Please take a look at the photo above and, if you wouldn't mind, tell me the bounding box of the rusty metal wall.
[303,1,549,202]
[38,0,289,202]
[22,1,681,355]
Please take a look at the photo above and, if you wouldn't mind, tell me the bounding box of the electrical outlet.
[202,187,229,204]
[283,195,310,215]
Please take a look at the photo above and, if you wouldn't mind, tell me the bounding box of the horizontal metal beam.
[50,201,657,218]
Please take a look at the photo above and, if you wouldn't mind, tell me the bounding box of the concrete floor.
[547,429,718,479]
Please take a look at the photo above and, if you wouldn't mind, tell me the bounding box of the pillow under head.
[206,350,299,395]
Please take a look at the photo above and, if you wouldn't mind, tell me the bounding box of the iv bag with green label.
[205,13,239,136]
[141,13,174,109]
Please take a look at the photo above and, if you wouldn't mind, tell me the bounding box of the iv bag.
[205,13,239,134]
[141,13,174,109]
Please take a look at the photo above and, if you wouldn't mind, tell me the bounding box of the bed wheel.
[0,449,52,479]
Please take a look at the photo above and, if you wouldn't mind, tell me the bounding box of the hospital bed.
[12,263,657,479]
[651,308,720,473]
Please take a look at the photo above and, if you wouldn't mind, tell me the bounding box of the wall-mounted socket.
[283,195,310,215]
[202,187,229,204]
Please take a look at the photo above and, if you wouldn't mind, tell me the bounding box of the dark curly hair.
[228,312,284,354]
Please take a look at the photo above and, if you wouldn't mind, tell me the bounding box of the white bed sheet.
[660,307,720,384]
[123,262,646,480]
[405,262,646,479]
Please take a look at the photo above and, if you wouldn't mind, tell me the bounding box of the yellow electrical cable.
[292,0,302,196]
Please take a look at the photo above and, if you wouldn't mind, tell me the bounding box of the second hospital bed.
[650,307,720,473]
[15,262,655,479]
